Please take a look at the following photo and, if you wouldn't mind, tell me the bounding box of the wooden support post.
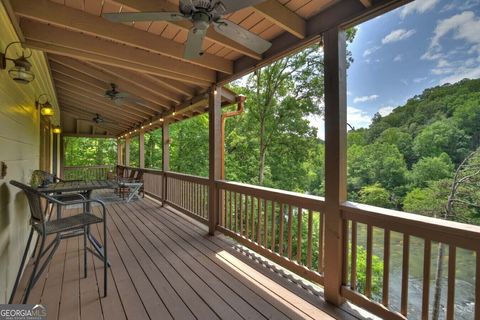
[139,130,145,169]
[125,136,130,166]
[162,121,170,204]
[59,134,65,179]
[208,86,222,235]
[117,139,123,165]
[323,27,347,306]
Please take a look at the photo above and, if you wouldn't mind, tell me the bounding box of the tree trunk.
[258,118,266,185]
[432,242,445,320]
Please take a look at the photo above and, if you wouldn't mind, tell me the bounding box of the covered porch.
[1,0,480,319]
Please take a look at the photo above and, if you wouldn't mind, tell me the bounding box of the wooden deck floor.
[12,196,361,320]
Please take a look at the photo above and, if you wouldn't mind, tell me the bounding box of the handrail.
[217,180,325,212]
[64,165,113,169]
[342,201,480,251]
[164,171,209,185]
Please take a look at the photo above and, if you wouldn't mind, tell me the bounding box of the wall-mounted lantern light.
[52,126,62,134]
[35,94,55,117]
[0,42,35,84]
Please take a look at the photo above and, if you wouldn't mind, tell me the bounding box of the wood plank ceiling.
[9,0,386,136]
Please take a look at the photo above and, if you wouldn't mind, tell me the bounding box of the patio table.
[37,180,118,264]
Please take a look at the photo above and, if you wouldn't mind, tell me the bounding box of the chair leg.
[8,227,34,304]
[84,226,88,278]
[103,222,108,297]
[31,234,40,259]
[23,234,45,304]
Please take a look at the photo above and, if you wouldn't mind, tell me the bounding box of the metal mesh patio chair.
[8,180,108,304]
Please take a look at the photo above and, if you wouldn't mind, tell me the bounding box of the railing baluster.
[245,195,250,238]
[271,202,276,252]
[296,207,303,263]
[234,192,238,233]
[319,212,324,274]
[422,239,431,320]
[287,205,293,259]
[446,245,456,320]
[476,250,480,319]
[305,210,312,269]
[278,204,284,256]
[250,195,255,241]
[350,221,357,290]
[401,234,410,317]
[239,193,243,236]
[366,225,373,298]
[257,198,261,244]
[264,199,268,248]
[229,190,233,230]
[383,229,390,307]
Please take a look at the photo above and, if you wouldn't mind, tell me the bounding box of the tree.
[377,128,415,166]
[359,184,394,208]
[413,120,470,164]
[409,153,454,187]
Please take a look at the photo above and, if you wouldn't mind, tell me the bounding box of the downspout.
[221,95,246,179]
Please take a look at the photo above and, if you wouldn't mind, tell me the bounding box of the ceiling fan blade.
[114,99,124,106]
[213,20,272,54]
[184,28,208,60]
[103,11,187,23]
[220,0,267,14]
[116,92,130,99]
[123,96,146,104]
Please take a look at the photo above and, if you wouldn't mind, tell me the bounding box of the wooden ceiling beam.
[51,70,164,115]
[144,74,200,98]
[110,0,262,60]
[254,0,306,39]
[58,95,143,125]
[50,59,174,109]
[12,0,232,74]
[55,83,152,121]
[20,19,215,84]
[82,61,184,104]
[60,107,129,132]
[25,38,212,87]
[359,0,373,7]
[50,55,184,104]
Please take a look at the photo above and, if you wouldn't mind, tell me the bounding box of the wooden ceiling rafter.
[12,0,233,74]
[51,69,166,114]
[20,19,216,84]
[253,0,306,39]
[60,108,128,133]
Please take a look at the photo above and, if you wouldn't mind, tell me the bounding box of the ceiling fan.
[103,0,272,60]
[79,113,117,126]
[104,83,144,106]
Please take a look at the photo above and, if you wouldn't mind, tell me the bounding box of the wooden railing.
[107,165,480,319]
[165,172,209,222]
[341,202,480,320]
[216,180,326,286]
[63,165,114,180]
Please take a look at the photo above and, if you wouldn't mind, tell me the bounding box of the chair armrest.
[45,196,107,219]
[49,193,87,202]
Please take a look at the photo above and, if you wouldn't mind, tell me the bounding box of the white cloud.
[353,95,379,103]
[382,29,416,44]
[400,0,439,18]
[363,45,381,57]
[413,77,427,83]
[348,106,372,129]
[378,106,395,117]
[439,65,480,85]
[393,54,403,62]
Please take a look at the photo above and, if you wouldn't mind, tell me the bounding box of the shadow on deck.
[12,195,365,320]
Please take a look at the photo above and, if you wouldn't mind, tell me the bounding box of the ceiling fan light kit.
[103,0,272,60]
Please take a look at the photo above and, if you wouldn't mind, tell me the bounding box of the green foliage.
[403,181,449,217]
[64,137,117,166]
[359,184,394,208]
[412,120,469,163]
[144,129,162,169]
[170,115,209,177]
[129,136,140,167]
[409,153,454,187]
[355,245,384,299]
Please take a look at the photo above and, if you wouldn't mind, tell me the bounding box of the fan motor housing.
[192,11,211,30]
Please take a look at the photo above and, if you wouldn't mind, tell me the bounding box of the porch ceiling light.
[0,42,35,84]
[52,126,62,134]
[36,94,55,117]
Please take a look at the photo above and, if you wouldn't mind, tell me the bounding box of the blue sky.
[313,0,480,139]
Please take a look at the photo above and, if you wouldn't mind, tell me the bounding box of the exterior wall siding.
[0,2,59,303]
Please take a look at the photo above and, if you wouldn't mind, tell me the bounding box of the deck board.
[12,195,358,320]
